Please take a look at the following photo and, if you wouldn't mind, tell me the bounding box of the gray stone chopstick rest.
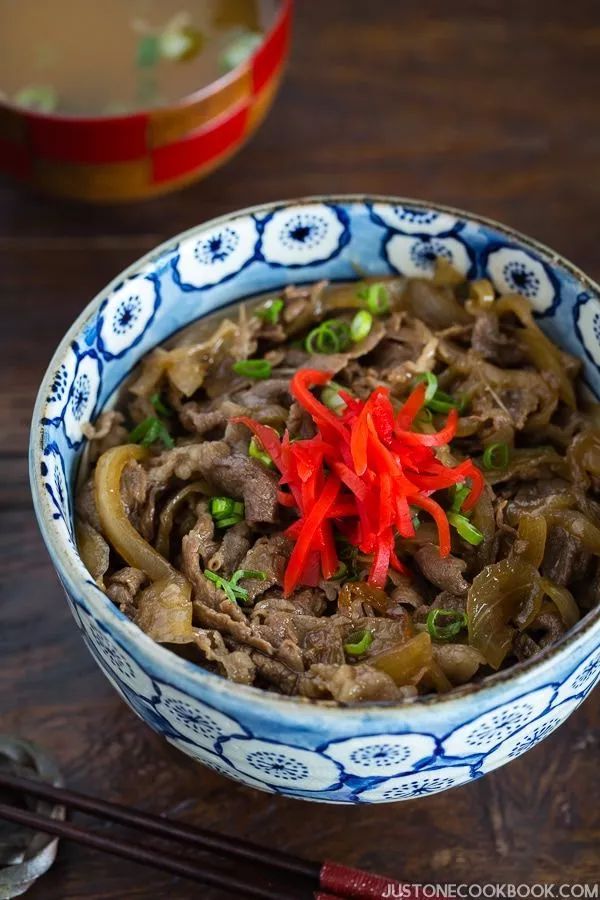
[0,737,65,898]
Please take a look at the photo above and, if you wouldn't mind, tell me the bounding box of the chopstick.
[0,770,317,881]
[0,771,407,899]
[0,800,293,900]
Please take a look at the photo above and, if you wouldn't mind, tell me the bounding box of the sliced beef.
[106,567,148,617]
[541,526,590,586]
[120,460,147,522]
[250,652,300,694]
[76,476,101,531]
[195,630,256,685]
[347,616,412,656]
[299,663,414,703]
[414,544,469,595]
[237,535,292,600]
[471,312,526,367]
[529,607,567,648]
[179,404,227,436]
[432,644,484,683]
[207,522,251,576]
[181,500,219,571]
[234,378,292,408]
[82,410,128,462]
[210,456,280,525]
[148,441,230,486]
[252,590,327,621]
[286,401,314,439]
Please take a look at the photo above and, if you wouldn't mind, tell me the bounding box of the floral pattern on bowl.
[173,217,261,291]
[483,245,557,314]
[30,197,600,803]
[97,274,161,360]
[259,203,350,267]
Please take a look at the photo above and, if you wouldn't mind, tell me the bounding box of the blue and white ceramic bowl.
[30,197,600,803]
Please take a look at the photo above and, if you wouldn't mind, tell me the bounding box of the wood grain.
[0,1,598,897]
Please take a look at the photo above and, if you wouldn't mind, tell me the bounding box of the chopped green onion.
[14,84,58,113]
[330,562,348,581]
[426,608,468,642]
[305,320,352,354]
[231,569,267,584]
[210,497,235,519]
[359,283,390,315]
[350,310,373,343]
[321,382,347,413]
[338,542,357,562]
[450,483,470,512]
[204,568,266,604]
[150,392,172,417]
[325,320,352,347]
[220,30,263,73]
[129,416,173,449]
[427,390,466,414]
[249,436,274,468]
[414,372,439,403]
[305,324,337,354]
[215,515,243,528]
[210,497,244,529]
[159,25,204,62]
[344,628,374,656]
[233,359,272,379]
[412,513,421,530]
[448,511,484,545]
[136,34,161,68]
[254,297,284,325]
[482,442,510,471]
[204,570,238,602]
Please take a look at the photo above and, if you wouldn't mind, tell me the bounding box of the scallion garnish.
[204,568,266,604]
[359,283,390,315]
[210,496,245,527]
[249,435,274,468]
[482,442,510,471]
[129,416,173,449]
[426,608,468,642]
[350,310,373,343]
[150,392,172,417]
[343,628,374,657]
[427,389,465,414]
[305,319,352,354]
[330,562,348,581]
[255,297,284,325]
[448,511,484,545]
[233,359,272,379]
[450,482,470,512]
[414,371,439,403]
[136,34,161,68]
[220,30,263,73]
[413,372,466,414]
[14,84,58,113]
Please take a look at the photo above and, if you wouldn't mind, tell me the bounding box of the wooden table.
[1,1,598,897]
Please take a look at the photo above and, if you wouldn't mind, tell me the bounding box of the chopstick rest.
[0,737,65,899]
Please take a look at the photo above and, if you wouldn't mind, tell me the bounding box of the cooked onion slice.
[468,558,543,669]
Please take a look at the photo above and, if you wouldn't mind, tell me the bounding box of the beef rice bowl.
[76,263,600,704]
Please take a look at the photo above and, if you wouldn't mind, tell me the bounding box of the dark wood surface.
[1,2,599,897]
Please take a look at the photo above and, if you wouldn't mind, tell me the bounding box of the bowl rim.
[0,0,292,124]
[30,193,600,716]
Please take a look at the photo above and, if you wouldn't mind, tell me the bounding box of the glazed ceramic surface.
[30,197,600,803]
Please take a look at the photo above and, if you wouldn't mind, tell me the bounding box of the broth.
[0,0,278,116]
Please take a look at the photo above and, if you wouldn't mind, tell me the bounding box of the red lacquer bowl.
[0,0,292,202]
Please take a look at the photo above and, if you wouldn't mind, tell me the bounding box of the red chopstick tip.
[320,860,414,900]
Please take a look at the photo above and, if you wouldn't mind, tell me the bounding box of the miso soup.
[0,0,279,116]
